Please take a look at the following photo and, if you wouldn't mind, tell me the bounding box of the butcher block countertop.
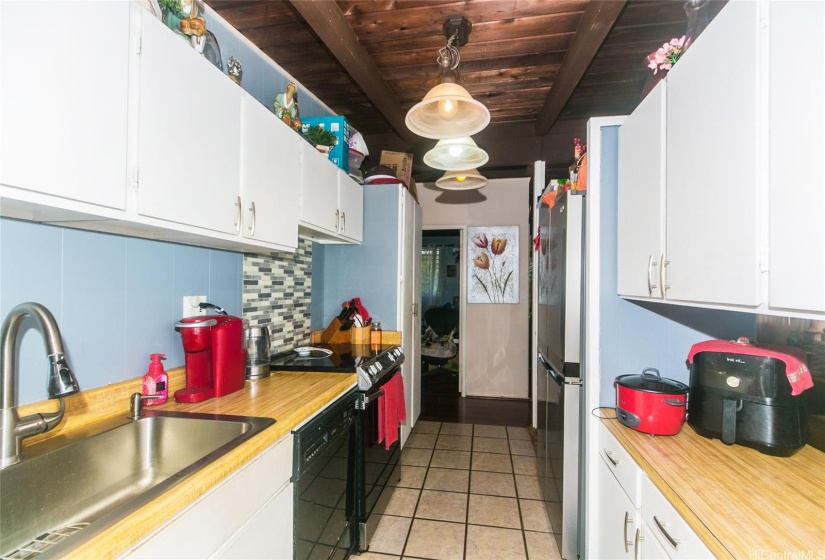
[17,367,357,559]
[601,411,825,559]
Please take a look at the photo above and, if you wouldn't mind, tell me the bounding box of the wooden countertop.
[18,367,357,559]
[601,410,825,559]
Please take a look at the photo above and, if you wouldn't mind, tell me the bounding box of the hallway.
[419,369,532,427]
[360,421,559,560]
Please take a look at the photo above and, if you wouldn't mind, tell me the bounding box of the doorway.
[420,228,462,401]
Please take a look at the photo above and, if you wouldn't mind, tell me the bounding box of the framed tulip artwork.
[467,225,519,304]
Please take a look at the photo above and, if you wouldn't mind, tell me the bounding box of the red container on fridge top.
[614,368,689,436]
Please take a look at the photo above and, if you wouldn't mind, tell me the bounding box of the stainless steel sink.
[0,409,275,558]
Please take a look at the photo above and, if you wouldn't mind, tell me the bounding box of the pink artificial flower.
[472,233,488,249]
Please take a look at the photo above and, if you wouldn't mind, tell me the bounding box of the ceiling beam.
[287,0,418,145]
[535,0,628,135]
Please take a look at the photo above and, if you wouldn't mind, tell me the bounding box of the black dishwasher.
[293,389,357,560]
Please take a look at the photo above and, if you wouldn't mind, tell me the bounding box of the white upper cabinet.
[0,1,130,210]
[767,1,825,316]
[665,0,764,307]
[337,173,364,243]
[299,142,364,243]
[617,81,667,299]
[299,141,340,236]
[137,11,243,235]
[241,96,300,251]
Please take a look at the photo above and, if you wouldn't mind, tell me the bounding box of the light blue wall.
[203,10,330,121]
[0,218,242,406]
[596,126,756,406]
[312,186,402,331]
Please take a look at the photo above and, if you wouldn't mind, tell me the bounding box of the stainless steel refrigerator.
[536,187,583,560]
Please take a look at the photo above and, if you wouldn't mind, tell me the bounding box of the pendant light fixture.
[435,169,488,190]
[405,16,490,140]
[423,136,489,171]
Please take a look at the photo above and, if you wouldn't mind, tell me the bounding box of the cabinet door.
[337,172,364,242]
[768,0,825,314]
[241,95,299,250]
[137,12,242,234]
[617,81,666,299]
[639,521,669,560]
[595,457,638,560]
[214,482,293,559]
[299,142,339,234]
[0,1,129,210]
[665,0,763,306]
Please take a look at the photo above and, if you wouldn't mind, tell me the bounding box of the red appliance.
[174,315,246,403]
[614,368,689,436]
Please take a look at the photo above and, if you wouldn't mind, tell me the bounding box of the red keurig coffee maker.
[174,315,246,403]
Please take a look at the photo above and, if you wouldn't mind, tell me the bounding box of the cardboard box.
[302,116,351,172]
[379,150,413,186]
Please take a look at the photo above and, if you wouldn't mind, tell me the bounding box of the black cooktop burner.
[270,343,399,373]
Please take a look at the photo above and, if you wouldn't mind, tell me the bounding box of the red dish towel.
[687,338,814,396]
[377,372,406,450]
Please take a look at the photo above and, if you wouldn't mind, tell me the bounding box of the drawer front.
[641,474,715,560]
[599,422,642,507]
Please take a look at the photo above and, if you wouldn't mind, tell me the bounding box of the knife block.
[320,317,342,343]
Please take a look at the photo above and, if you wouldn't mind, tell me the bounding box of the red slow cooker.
[614,368,689,436]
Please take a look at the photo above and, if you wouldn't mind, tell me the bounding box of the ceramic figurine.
[227,56,243,86]
[162,0,206,54]
[273,82,302,132]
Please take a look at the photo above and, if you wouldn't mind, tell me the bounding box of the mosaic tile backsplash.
[243,238,313,352]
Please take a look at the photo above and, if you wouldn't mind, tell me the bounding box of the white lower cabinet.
[595,425,714,560]
[640,475,714,560]
[125,434,293,559]
[596,456,640,559]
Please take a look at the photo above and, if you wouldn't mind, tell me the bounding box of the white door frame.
[422,224,467,396]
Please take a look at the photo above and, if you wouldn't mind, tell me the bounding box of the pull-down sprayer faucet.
[1,302,80,468]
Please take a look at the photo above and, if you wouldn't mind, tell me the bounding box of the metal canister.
[245,326,271,380]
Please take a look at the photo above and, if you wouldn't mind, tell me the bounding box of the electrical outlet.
[182,295,207,318]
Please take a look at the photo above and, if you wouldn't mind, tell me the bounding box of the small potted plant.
[304,125,338,154]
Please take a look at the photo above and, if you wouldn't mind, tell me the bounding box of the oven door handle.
[357,389,385,410]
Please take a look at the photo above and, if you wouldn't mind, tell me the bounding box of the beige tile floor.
[356,421,562,560]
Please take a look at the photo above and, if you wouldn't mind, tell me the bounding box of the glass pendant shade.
[435,169,488,190]
[405,82,491,140]
[423,137,489,170]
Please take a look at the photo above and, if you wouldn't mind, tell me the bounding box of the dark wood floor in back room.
[419,368,532,427]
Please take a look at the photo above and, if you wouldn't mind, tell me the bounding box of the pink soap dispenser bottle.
[142,353,168,406]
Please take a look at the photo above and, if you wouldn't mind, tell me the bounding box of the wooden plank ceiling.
[206,0,724,182]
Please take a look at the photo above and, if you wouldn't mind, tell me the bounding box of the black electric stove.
[270,343,404,391]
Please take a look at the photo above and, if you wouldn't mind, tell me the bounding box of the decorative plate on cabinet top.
[203,31,223,71]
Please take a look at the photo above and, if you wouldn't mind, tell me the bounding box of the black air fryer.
[688,348,808,456]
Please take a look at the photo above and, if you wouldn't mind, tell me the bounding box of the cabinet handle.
[634,528,643,560]
[341,211,346,232]
[659,254,670,296]
[335,209,340,230]
[234,196,242,233]
[647,255,658,296]
[653,515,680,549]
[624,511,634,553]
[247,201,256,237]
[604,449,619,467]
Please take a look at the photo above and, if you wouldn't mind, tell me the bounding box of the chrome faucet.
[1,302,80,468]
